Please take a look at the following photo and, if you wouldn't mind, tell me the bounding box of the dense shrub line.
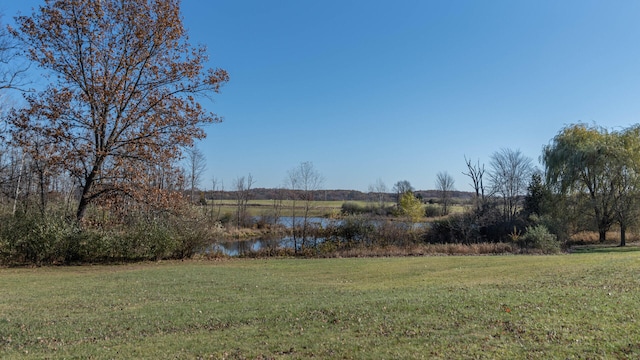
[0,212,213,265]
[340,202,395,216]
[324,215,561,255]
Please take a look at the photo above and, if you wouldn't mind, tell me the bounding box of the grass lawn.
[1,249,640,359]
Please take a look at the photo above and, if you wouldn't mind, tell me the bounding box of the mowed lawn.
[1,249,640,359]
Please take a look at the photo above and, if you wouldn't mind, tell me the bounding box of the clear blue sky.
[4,1,640,192]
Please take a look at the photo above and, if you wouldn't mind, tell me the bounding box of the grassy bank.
[1,249,640,359]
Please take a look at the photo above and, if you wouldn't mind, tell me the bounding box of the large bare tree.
[488,148,533,223]
[9,0,228,222]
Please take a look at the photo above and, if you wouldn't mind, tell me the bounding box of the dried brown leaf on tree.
[9,0,228,222]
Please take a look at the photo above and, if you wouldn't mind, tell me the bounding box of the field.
[210,199,350,218]
[1,248,640,359]
[207,199,467,218]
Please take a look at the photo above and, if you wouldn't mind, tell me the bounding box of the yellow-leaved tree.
[399,191,423,223]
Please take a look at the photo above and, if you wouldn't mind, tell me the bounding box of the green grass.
[2,251,640,359]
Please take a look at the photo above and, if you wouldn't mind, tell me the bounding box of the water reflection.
[207,236,326,256]
[262,216,335,228]
[207,216,430,256]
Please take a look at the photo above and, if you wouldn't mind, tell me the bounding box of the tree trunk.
[291,198,297,254]
[76,191,90,223]
[76,165,99,223]
[302,201,309,247]
[598,228,607,243]
[12,153,25,216]
[620,223,626,247]
[38,169,47,216]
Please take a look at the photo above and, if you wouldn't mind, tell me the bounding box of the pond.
[207,216,431,256]
[207,236,326,257]
[259,216,336,228]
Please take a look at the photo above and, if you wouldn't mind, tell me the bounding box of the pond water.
[207,216,430,256]
[207,236,326,257]
[262,216,336,228]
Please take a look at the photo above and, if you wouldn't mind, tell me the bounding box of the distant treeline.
[204,188,474,202]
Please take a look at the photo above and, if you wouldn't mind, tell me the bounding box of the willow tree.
[543,124,640,245]
[610,125,640,246]
[9,0,228,222]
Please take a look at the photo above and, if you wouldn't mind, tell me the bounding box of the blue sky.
[4,1,640,192]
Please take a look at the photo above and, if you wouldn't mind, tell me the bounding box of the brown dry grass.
[207,242,519,259]
[569,230,640,245]
[325,243,517,258]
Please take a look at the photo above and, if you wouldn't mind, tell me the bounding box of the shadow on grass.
[570,243,640,254]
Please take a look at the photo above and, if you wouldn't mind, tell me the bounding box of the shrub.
[372,220,421,247]
[341,202,368,215]
[427,213,479,244]
[0,211,214,265]
[321,217,421,250]
[116,216,212,260]
[424,205,441,218]
[218,212,233,224]
[336,216,375,246]
[0,212,78,265]
[519,225,561,254]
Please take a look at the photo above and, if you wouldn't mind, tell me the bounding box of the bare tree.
[209,176,223,221]
[392,180,414,205]
[489,148,533,223]
[0,14,28,93]
[368,178,388,212]
[233,174,255,230]
[0,14,28,198]
[435,171,455,216]
[287,161,324,249]
[463,156,486,214]
[184,146,206,204]
[285,167,300,250]
[9,0,229,222]
[270,186,286,227]
[29,136,60,215]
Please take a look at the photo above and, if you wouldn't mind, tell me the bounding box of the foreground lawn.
[1,250,640,359]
